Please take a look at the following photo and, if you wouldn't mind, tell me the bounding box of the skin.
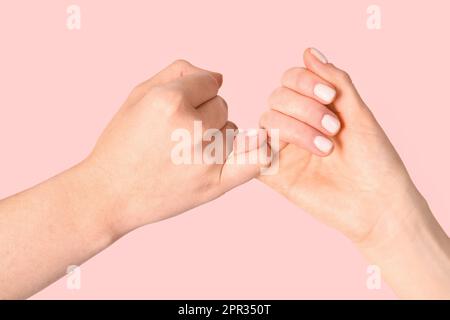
[0,60,266,299]
[259,48,450,299]
[0,53,448,299]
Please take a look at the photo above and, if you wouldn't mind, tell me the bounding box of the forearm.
[357,194,450,299]
[0,162,116,299]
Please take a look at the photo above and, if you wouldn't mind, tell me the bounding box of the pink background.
[0,0,449,299]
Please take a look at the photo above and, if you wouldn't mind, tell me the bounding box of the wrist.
[356,194,438,255]
[355,188,450,298]
[355,185,431,250]
[58,160,124,251]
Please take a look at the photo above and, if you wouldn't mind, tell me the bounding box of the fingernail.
[321,114,340,134]
[310,48,328,64]
[313,83,336,104]
[211,72,223,86]
[313,136,333,153]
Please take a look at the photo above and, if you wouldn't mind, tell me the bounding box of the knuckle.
[162,86,185,103]
[303,104,319,121]
[259,110,271,128]
[170,59,192,74]
[146,85,185,114]
[216,95,228,111]
[128,83,147,99]
[336,69,352,84]
[282,67,306,83]
[132,83,144,94]
[268,87,287,104]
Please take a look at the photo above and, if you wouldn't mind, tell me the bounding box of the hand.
[259,48,424,243]
[84,59,264,236]
[258,48,450,298]
[0,60,267,299]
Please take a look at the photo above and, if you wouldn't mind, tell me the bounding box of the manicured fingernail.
[313,83,336,104]
[321,114,340,134]
[310,48,328,64]
[313,136,333,153]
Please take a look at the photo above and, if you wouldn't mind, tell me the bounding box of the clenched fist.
[86,60,268,236]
